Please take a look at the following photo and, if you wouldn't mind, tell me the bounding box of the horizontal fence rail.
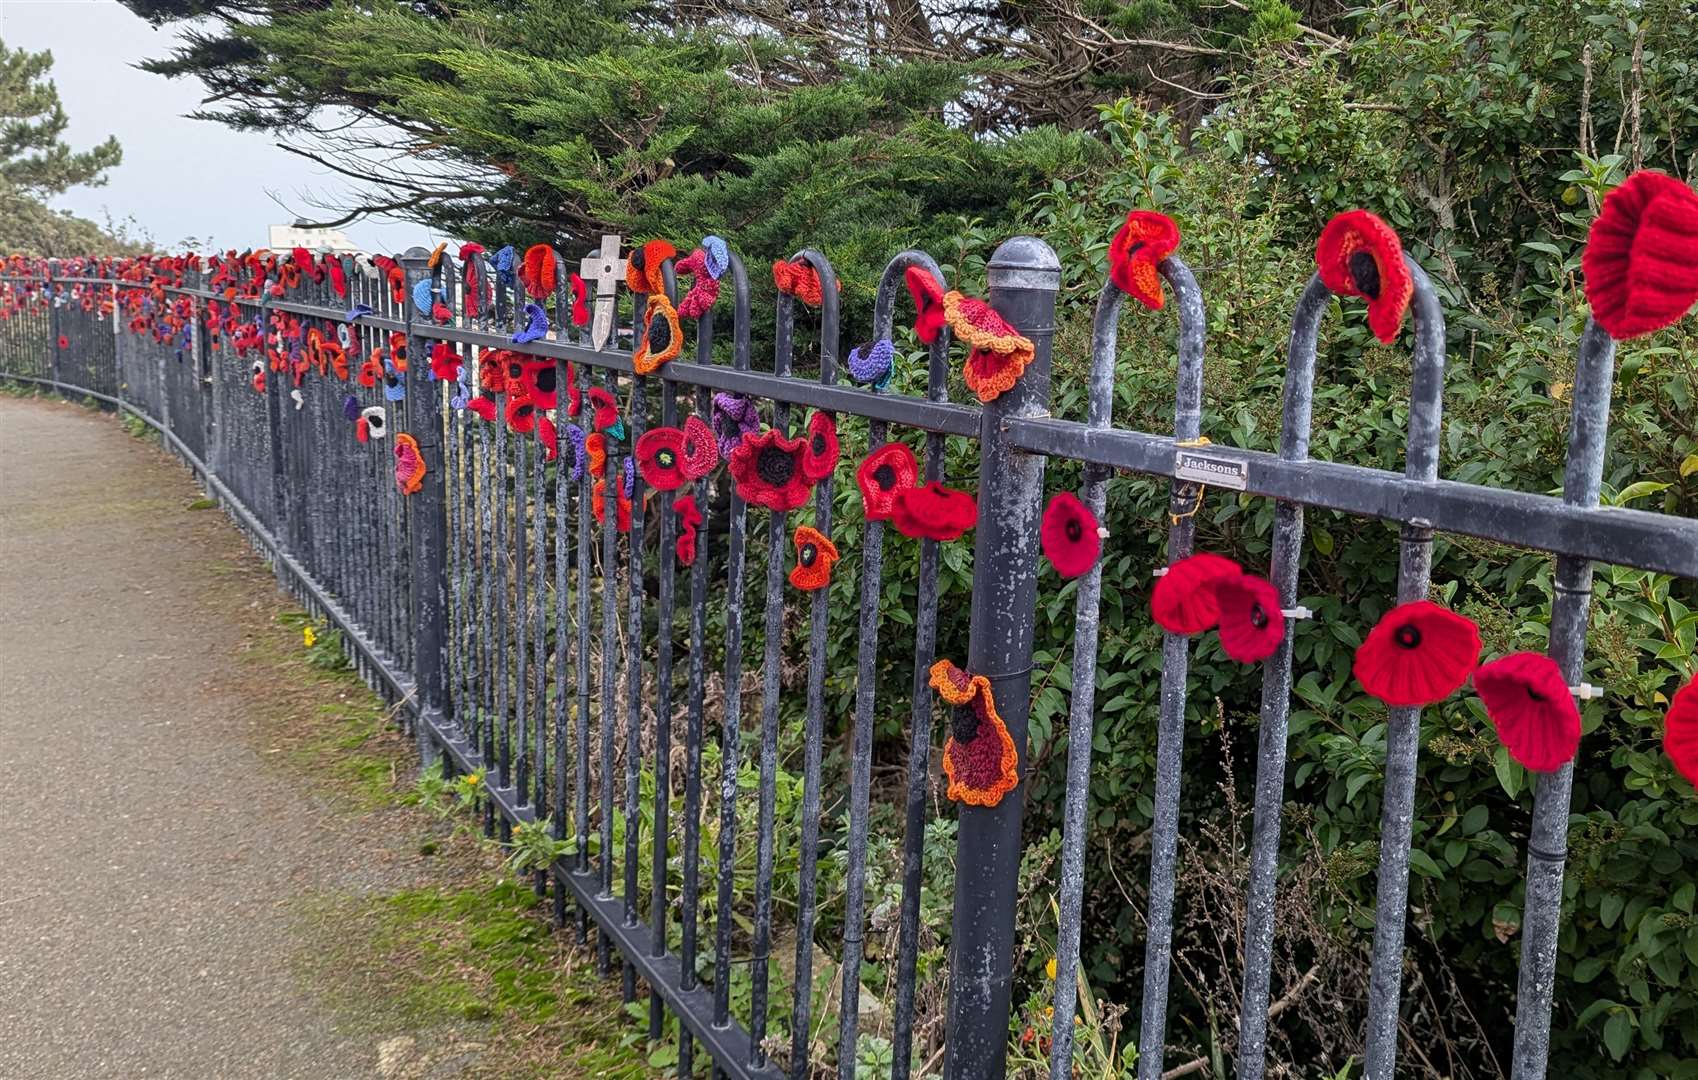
[2,216,1693,1080]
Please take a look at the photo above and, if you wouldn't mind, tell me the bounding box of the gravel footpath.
[0,396,389,1079]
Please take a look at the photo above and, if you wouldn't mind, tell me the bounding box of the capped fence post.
[401,247,447,767]
[943,235,1058,1080]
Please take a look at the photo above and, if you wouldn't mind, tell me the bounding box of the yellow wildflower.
[1046,957,1058,981]
[303,626,317,648]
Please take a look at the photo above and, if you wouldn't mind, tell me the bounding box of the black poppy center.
[800,543,817,567]
[1064,519,1082,542]
[386,374,400,387]
[1249,603,1269,630]
[1394,624,1422,649]
[515,403,533,418]
[656,448,676,469]
[534,366,556,393]
[1348,250,1382,299]
[872,463,896,490]
[369,416,384,432]
[1125,240,1145,258]
[812,433,827,455]
[648,313,672,352]
[631,249,647,273]
[508,362,523,380]
[756,446,796,486]
[950,703,980,744]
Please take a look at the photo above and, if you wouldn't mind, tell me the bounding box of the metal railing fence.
[2,228,1692,1080]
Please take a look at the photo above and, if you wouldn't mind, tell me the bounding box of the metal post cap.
[986,236,1060,291]
[399,245,434,269]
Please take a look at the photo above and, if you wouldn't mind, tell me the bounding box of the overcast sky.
[1,0,430,253]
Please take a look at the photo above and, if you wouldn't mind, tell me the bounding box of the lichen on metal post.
[1509,318,1616,1080]
[942,235,1058,1080]
[400,246,447,766]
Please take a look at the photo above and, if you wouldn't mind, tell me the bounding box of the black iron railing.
[2,228,1693,1080]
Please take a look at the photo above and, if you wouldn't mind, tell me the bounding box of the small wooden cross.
[579,233,625,351]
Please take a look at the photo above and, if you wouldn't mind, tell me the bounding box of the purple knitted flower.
[622,455,635,498]
[711,393,760,459]
[564,423,588,482]
[512,302,549,345]
[342,394,361,422]
[847,339,895,391]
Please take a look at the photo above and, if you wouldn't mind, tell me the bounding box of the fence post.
[400,247,447,767]
[47,259,62,390]
[260,291,291,586]
[943,235,1058,1080]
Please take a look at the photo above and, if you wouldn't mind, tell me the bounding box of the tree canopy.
[0,40,133,254]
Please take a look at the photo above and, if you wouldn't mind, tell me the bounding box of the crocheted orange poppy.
[479,349,508,394]
[772,259,838,308]
[633,293,683,374]
[943,291,1034,403]
[625,240,677,295]
[522,244,557,299]
[1109,210,1181,310]
[789,526,839,591]
[394,433,426,495]
[929,659,1019,807]
[585,432,608,476]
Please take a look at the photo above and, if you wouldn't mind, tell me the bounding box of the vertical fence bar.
[1233,273,1329,1080]
[1361,260,1447,1080]
[1055,257,1204,1078]
[889,251,953,1080]
[942,236,1058,1080]
[1509,319,1617,1080]
[714,252,755,1032]
[402,249,448,763]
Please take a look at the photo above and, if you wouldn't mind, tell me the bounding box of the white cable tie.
[1281,606,1313,620]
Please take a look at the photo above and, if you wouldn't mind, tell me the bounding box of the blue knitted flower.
[346,304,374,321]
[702,235,730,280]
[383,360,406,401]
[847,339,895,391]
[494,245,517,288]
[511,303,549,345]
[411,278,436,314]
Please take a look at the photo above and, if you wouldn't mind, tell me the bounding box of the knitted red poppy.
[515,357,559,410]
[1040,492,1102,578]
[592,480,630,530]
[585,432,607,476]
[394,433,426,495]
[789,525,839,591]
[728,429,814,511]
[857,441,918,521]
[478,349,507,394]
[633,294,683,375]
[429,342,461,382]
[565,361,581,416]
[387,264,406,306]
[625,240,676,295]
[1150,553,1241,635]
[772,259,833,307]
[506,388,538,436]
[328,258,347,298]
[1214,572,1286,663]
[358,350,383,389]
[1354,600,1482,707]
[635,426,691,491]
[801,411,839,482]
[588,387,620,432]
[678,414,718,478]
[569,273,589,326]
[56,335,68,349]
[674,494,703,566]
[388,331,409,372]
[1474,652,1581,773]
[930,659,1019,808]
[537,415,559,462]
[944,291,1034,403]
[905,266,946,343]
[1581,170,1698,340]
[522,244,557,299]
[466,397,497,422]
[1109,210,1181,310]
[892,481,977,542]
[1315,210,1413,344]
[1664,678,1698,790]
